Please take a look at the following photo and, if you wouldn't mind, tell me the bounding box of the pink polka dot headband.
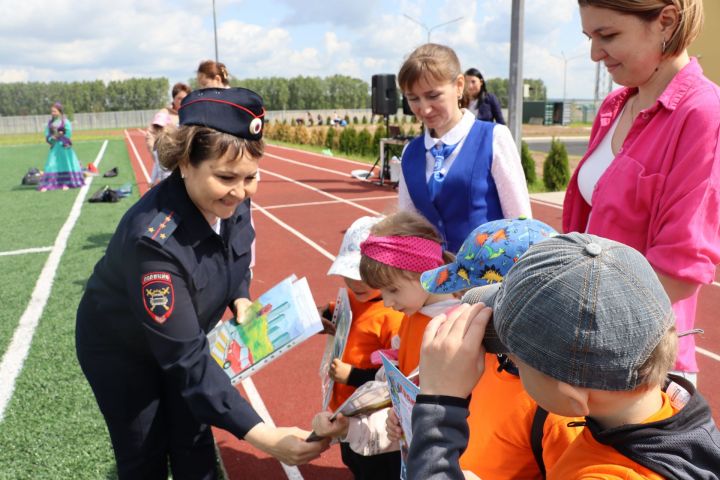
[360,234,444,272]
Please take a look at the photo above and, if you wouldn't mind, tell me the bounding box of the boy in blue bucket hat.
[388,217,581,479]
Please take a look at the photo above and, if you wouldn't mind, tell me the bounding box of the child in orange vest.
[312,211,460,479]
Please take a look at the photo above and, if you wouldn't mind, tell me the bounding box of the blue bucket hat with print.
[421,217,557,294]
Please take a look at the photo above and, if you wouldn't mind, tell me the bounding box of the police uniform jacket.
[76,169,263,439]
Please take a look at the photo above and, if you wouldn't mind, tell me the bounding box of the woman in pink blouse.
[563,0,719,383]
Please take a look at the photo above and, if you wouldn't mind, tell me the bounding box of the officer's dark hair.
[156,125,264,171]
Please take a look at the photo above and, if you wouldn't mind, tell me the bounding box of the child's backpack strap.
[531,405,549,478]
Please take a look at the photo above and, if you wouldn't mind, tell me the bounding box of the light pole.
[558,50,585,104]
[403,14,464,43]
[212,0,219,62]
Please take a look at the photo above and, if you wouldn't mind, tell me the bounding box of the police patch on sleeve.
[142,272,175,324]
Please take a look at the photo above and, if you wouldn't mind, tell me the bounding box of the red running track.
[124,131,720,479]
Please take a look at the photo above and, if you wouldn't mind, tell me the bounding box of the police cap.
[179,87,265,140]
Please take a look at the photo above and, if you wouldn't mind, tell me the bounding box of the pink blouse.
[563,58,720,372]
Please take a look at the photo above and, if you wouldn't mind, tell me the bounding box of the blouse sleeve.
[397,142,420,214]
[490,94,505,125]
[645,102,720,284]
[491,125,532,219]
[126,240,263,439]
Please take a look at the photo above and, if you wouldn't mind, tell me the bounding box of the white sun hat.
[328,216,383,280]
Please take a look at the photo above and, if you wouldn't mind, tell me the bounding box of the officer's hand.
[311,411,349,438]
[386,408,403,442]
[245,423,330,465]
[419,303,491,398]
[232,298,253,324]
[329,358,351,384]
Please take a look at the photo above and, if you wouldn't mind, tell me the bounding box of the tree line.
[0,78,170,117]
[0,75,546,117]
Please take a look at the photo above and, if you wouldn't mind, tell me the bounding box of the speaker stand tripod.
[363,115,391,186]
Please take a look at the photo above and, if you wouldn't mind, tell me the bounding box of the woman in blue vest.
[397,44,531,252]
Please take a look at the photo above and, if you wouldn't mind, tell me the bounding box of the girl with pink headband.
[312,211,460,477]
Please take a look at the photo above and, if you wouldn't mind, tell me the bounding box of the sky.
[0,0,606,101]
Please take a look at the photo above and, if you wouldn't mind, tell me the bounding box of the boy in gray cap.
[408,233,720,480]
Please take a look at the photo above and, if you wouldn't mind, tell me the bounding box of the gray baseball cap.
[462,232,675,391]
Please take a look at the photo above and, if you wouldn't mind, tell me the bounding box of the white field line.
[124,129,151,183]
[0,140,108,422]
[0,246,53,257]
[697,347,720,362]
[264,152,356,177]
[253,202,336,261]
[259,168,381,216]
[240,379,304,480]
[259,195,397,211]
[266,143,370,167]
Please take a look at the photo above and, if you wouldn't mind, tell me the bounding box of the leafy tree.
[543,138,570,191]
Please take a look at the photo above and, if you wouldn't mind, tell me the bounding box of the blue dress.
[38,117,85,190]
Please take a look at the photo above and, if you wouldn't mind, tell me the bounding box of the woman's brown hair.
[197,60,230,86]
[578,0,704,56]
[397,43,462,93]
[359,210,454,289]
[156,126,263,172]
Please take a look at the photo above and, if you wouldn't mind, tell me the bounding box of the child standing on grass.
[312,210,460,479]
[319,216,405,478]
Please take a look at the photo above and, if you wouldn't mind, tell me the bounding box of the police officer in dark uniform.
[76,87,329,479]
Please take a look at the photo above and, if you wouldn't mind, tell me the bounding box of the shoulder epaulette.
[142,210,179,245]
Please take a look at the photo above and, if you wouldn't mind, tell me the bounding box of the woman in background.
[145,82,191,186]
[38,102,85,192]
[463,68,505,124]
[196,60,231,88]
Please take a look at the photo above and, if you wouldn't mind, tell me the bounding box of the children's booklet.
[381,353,420,480]
[319,287,353,410]
[207,275,323,385]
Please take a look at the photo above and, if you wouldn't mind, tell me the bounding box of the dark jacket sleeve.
[489,94,505,125]
[407,395,470,480]
[128,242,263,439]
[347,367,380,387]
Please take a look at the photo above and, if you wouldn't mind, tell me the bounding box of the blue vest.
[402,120,502,252]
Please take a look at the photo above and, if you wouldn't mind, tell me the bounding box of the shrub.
[263,122,274,139]
[543,138,570,191]
[357,129,373,156]
[326,116,332,126]
[339,126,358,154]
[293,125,311,145]
[352,116,359,124]
[275,123,291,142]
[311,128,326,147]
[361,115,368,124]
[325,127,336,149]
[520,141,537,185]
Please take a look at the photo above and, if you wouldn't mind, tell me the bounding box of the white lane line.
[259,195,398,211]
[265,152,357,177]
[697,347,720,362]
[0,141,108,421]
[266,144,370,167]
[713,282,720,288]
[253,202,335,261]
[124,129,151,184]
[260,168,381,216]
[0,247,53,257]
[240,378,304,479]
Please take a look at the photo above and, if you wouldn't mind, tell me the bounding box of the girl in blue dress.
[38,102,85,191]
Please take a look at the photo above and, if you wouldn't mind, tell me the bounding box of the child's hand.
[311,412,349,438]
[317,304,336,335]
[419,303,492,398]
[232,298,253,324]
[329,359,351,384]
[385,408,403,442]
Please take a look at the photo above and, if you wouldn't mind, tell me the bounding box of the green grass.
[0,138,137,479]
[0,129,125,146]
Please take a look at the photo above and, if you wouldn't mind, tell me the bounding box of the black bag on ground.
[21,168,42,185]
[89,185,120,203]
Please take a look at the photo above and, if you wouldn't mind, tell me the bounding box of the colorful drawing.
[320,288,352,410]
[207,275,323,384]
